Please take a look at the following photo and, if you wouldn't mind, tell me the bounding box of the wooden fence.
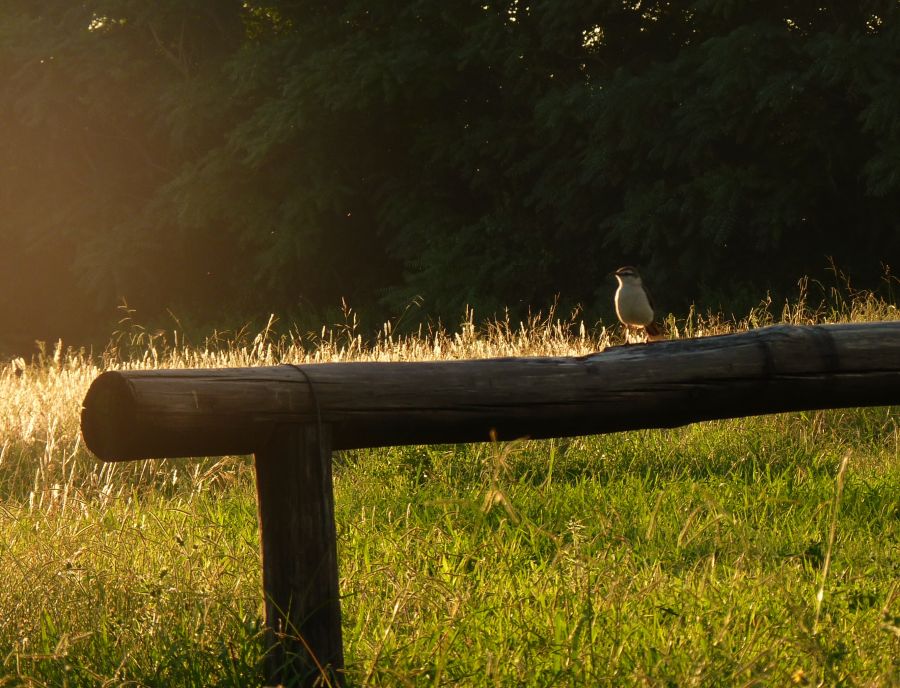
[81,322,900,686]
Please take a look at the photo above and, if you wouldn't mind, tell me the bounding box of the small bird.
[613,266,661,340]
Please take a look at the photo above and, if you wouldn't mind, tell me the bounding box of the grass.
[0,282,898,686]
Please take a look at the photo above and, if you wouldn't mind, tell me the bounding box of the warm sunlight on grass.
[1,283,897,685]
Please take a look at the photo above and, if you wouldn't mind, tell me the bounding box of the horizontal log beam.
[81,322,900,461]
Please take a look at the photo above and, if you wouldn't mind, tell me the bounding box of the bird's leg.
[624,326,649,345]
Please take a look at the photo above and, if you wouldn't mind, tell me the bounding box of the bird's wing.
[644,282,655,313]
[643,282,664,339]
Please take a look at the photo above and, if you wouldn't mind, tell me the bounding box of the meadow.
[1,286,898,687]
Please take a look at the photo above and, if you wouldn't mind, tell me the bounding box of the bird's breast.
[615,286,654,326]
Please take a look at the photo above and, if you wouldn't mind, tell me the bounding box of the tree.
[1,1,898,351]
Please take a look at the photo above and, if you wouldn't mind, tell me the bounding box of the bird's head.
[613,265,643,287]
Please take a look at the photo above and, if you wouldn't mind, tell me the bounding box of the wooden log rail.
[80,322,900,685]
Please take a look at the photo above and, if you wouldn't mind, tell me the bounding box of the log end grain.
[81,371,138,461]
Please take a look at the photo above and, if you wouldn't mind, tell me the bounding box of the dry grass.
[0,278,897,686]
[2,277,897,512]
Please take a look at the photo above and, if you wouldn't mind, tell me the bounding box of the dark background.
[1,1,898,354]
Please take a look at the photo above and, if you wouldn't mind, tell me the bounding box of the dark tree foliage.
[1,1,898,348]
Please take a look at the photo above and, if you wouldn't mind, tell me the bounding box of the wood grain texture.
[255,424,344,686]
[81,322,900,461]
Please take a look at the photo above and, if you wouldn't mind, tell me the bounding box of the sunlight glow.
[583,25,604,50]
[88,14,126,32]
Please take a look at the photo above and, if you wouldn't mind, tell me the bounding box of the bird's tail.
[644,321,663,339]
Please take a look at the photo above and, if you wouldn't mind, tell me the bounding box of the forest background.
[2,1,899,353]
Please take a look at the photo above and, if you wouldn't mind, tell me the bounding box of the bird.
[613,266,662,341]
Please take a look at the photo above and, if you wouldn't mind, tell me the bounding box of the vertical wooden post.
[254,424,344,687]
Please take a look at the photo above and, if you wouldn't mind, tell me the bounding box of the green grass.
[1,288,898,686]
[335,416,899,686]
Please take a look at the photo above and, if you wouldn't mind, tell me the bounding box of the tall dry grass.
[0,276,897,686]
[1,277,896,511]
